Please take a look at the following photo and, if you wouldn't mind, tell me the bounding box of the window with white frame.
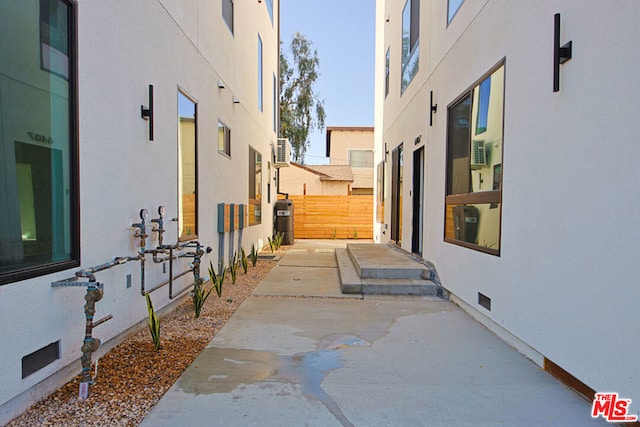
[218,120,231,157]
[349,150,374,168]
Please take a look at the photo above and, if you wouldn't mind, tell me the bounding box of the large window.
[248,147,262,226]
[445,64,504,255]
[222,0,234,34]
[401,0,420,94]
[178,91,197,240]
[258,35,263,112]
[218,120,231,157]
[0,0,79,285]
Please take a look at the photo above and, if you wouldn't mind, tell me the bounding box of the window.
[445,64,504,255]
[218,120,231,157]
[385,47,390,97]
[273,73,277,132]
[349,150,374,168]
[376,162,385,223]
[248,147,262,226]
[222,0,233,34]
[401,0,420,93]
[258,35,263,112]
[265,0,274,24]
[178,91,197,240]
[448,0,464,24]
[0,0,79,285]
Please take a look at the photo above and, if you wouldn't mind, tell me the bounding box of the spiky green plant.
[249,243,259,267]
[267,236,275,253]
[332,228,337,240]
[191,278,213,318]
[145,294,161,350]
[228,251,239,284]
[240,247,248,274]
[208,260,225,298]
[353,228,358,240]
[275,232,284,249]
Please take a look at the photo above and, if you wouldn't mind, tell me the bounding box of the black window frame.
[0,0,80,286]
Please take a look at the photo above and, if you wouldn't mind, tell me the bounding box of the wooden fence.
[282,195,373,239]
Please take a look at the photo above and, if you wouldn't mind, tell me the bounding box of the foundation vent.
[478,292,491,311]
[22,341,60,379]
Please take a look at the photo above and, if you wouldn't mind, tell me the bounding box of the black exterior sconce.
[430,90,438,126]
[141,84,154,141]
[553,13,573,92]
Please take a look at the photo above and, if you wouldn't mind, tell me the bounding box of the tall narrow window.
[218,120,231,157]
[273,73,277,132]
[249,147,262,225]
[401,0,420,93]
[385,47,390,97]
[1,0,79,285]
[178,91,197,240]
[258,35,263,112]
[222,0,234,34]
[445,64,504,255]
[265,0,274,24]
[448,0,464,24]
[376,162,385,223]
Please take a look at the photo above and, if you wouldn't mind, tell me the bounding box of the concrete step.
[347,243,432,280]
[336,247,439,296]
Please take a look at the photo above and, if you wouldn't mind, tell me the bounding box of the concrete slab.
[278,251,337,268]
[335,248,362,294]
[347,243,430,279]
[141,241,603,426]
[142,296,603,427]
[253,265,359,299]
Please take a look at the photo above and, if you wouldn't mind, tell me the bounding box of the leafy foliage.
[280,32,326,163]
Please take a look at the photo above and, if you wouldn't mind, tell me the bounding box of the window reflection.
[178,92,197,239]
[445,65,504,254]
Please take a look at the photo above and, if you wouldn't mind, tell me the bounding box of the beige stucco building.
[326,126,374,195]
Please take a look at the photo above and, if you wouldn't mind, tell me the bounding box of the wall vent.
[478,292,491,311]
[22,341,60,379]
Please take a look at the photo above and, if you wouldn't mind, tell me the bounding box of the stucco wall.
[376,0,640,402]
[0,0,279,419]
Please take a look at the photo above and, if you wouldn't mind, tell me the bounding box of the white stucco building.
[0,0,280,422]
[374,0,639,405]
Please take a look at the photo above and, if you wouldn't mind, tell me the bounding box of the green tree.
[280,32,326,163]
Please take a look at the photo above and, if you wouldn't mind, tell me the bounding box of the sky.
[280,0,376,165]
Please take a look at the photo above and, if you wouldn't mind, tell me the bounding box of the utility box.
[274,199,294,245]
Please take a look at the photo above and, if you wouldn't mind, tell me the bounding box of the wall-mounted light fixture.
[385,143,389,162]
[414,135,422,145]
[553,13,573,92]
[141,84,154,141]
[233,96,240,104]
[430,90,438,126]
[217,79,225,89]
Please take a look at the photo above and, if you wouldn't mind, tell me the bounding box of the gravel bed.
[7,256,280,426]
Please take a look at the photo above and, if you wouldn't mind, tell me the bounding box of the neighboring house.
[375,0,639,404]
[0,0,279,421]
[326,127,374,195]
[279,162,353,195]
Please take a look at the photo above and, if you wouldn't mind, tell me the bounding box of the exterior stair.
[336,243,440,296]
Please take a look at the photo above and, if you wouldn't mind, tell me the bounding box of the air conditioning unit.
[275,138,290,168]
[470,140,486,169]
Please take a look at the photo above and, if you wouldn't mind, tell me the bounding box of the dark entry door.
[390,145,403,245]
[412,146,424,255]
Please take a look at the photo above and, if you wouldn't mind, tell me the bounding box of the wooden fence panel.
[283,195,373,239]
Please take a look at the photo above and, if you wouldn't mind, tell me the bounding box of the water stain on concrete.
[178,334,368,427]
